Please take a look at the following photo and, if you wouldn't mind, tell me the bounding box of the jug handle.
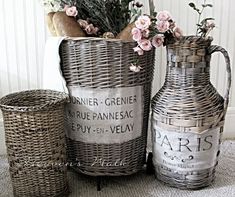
[208,45,232,127]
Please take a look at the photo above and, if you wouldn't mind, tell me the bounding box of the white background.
[0,0,234,154]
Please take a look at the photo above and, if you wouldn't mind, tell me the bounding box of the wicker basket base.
[13,186,69,197]
[66,137,147,176]
[154,165,216,189]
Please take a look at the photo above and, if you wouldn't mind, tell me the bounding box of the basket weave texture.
[59,38,155,176]
[0,90,69,197]
[151,36,231,189]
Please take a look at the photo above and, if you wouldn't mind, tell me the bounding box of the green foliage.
[130,5,142,23]
[75,0,114,34]
[104,0,133,34]
[149,0,157,18]
[202,3,213,8]
[70,0,140,35]
[189,2,200,13]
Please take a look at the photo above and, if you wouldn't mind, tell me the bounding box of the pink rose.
[156,21,170,33]
[65,6,78,17]
[129,64,142,72]
[152,35,164,47]
[138,39,152,51]
[173,27,183,38]
[131,27,142,41]
[64,5,70,11]
[92,27,99,35]
[131,27,140,35]
[133,46,144,55]
[85,24,95,35]
[135,16,151,30]
[142,29,150,38]
[77,19,89,29]
[156,10,172,21]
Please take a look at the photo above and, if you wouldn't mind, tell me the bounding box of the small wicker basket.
[59,37,155,176]
[0,90,69,197]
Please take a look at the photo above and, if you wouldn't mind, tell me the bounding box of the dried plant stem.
[205,27,212,38]
[196,0,206,36]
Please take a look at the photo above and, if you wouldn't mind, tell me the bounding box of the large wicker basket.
[59,37,155,176]
[0,90,69,197]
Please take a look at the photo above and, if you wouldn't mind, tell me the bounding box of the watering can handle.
[208,45,232,126]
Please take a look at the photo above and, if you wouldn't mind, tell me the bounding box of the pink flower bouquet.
[131,0,215,72]
[130,10,183,72]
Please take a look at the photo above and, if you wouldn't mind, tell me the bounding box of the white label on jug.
[65,86,143,144]
[152,124,221,172]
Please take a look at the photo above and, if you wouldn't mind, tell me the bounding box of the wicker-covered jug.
[151,36,231,189]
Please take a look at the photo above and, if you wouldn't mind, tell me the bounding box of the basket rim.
[167,35,213,47]
[0,89,68,112]
[64,36,136,43]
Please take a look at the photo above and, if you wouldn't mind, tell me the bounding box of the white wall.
[0,0,46,96]
[0,0,47,154]
[0,0,234,154]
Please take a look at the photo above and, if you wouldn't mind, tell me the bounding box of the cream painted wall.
[0,0,234,154]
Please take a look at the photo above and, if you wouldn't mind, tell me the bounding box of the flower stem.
[196,0,206,36]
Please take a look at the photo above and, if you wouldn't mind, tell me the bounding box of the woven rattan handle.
[208,45,232,125]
